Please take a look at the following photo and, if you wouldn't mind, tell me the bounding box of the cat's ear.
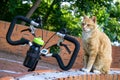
[92,16,97,23]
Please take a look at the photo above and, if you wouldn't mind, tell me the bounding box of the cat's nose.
[82,27,86,31]
[83,26,86,30]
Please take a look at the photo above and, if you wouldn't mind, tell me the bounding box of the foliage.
[0,0,120,42]
[0,0,31,21]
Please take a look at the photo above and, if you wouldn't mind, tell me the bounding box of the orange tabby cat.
[81,16,112,74]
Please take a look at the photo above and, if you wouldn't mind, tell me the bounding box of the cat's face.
[81,16,97,32]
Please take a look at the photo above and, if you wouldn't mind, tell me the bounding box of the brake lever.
[57,38,71,54]
[21,25,36,37]
[60,42,71,54]
[30,25,36,36]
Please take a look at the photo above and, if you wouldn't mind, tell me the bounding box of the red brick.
[118,74,120,80]
[72,76,79,80]
[67,76,73,80]
[86,74,91,80]
[57,78,65,80]
[91,74,96,80]
[0,76,14,80]
[113,74,118,80]
[82,74,87,80]
[95,74,100,80]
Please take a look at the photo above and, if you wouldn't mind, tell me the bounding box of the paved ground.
[0,51,59,78]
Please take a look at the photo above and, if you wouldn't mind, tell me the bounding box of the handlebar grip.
[6,16,32,45]
[52,35,80,70]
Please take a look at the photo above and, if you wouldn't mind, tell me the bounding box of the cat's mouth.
[83,28,91,32]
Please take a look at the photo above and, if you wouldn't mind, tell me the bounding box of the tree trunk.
[21,0,41,25]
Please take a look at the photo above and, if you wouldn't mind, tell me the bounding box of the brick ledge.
[1,68,120,80]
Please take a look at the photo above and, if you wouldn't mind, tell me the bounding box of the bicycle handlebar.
[52,34,80,71]
[6,16,39,45]
[6,15,80,71]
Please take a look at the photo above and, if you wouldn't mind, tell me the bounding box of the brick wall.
[0,20,120,80]
[57,74,120,80]
[0,20,120,69]
[1,70,120,80]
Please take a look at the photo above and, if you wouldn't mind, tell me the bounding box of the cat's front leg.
[93,70,101,74]
[81,54,90,73]
[86,53,97,73]
[81,68,90,73]
[83,54,88,68]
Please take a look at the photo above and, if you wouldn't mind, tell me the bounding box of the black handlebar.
[52,35,80,71]
[6,16,39,45]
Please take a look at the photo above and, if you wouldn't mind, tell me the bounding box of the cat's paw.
[81,68,90,73]
[93,70,101,74]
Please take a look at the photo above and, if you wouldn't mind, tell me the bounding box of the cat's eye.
[87,24,91,26]
[82,23,85,26]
